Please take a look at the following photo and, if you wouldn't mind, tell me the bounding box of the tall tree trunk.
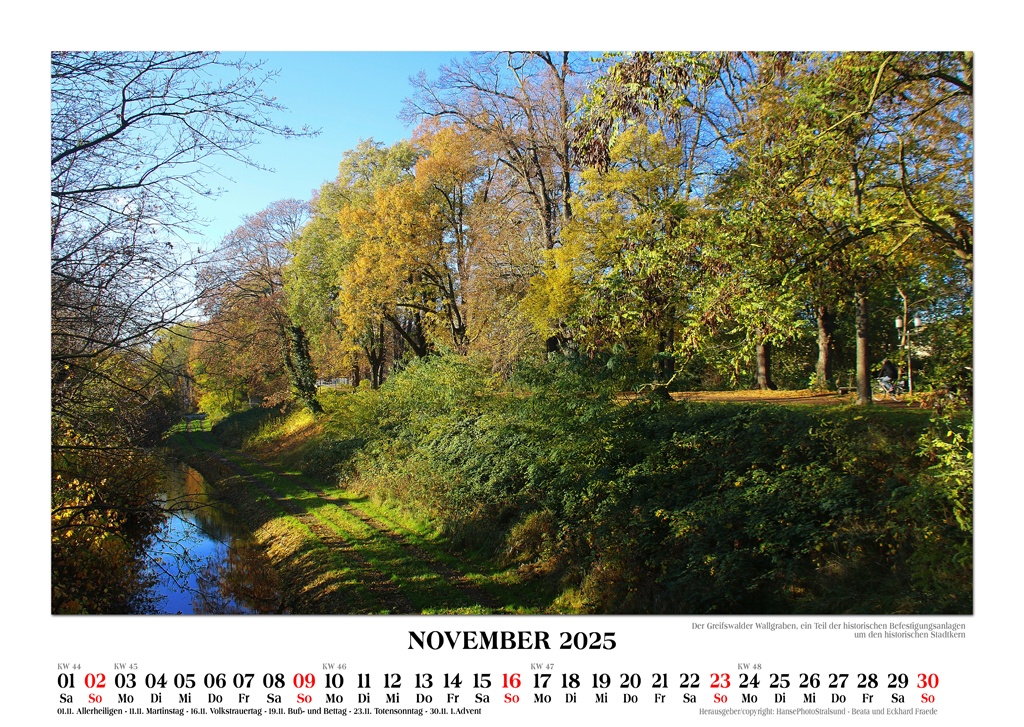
[370,359,384,389]
[282,324,323,414]
[815,305,836,387]
[658,324,676,383]
[365,322,386,389]
[385,311,429,358]
[755,340,777,390]
[365,348,384,389]
[855,288,872,405]
[351,363,360,389]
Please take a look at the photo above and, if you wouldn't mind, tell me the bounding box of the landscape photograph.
[51,51,973,616]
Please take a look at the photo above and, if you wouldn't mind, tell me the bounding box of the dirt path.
[284,468,499,610]
[210,451,418,614]
[202,441,501,613]
[667,389,918,407]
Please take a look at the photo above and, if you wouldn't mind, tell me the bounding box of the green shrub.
[893,410,973,611]
[293,354,972,614]
[303,437,366,484]
[211,406,282,449]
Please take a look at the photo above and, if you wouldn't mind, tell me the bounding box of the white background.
[6,2,1018,723]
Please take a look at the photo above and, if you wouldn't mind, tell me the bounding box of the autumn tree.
[523,127,701,387]
[52,53,311,410]
[751,52,971,401]
[405,53,590,249]
[51,51,312,611]
[328,140,423,385]
[406,124,495,353]
[322,128,491,369]
[196,199,323,413]
[570,51,972,400]
[570,52,808,388]
[403,53,598,355]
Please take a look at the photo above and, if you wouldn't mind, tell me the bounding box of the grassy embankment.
[172,355,972,615]
[171,411,559,614]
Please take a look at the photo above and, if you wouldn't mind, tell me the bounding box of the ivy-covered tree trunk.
[657,322,676,384]
[815,305,836,387]
[365,322,387,389]
[855,289,872,405]
[282,324,323,413]
[755,341,777,390]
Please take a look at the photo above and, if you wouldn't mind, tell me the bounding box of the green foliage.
[64,52,973,615]
[283,325,323,413]
[567,51,971,397]
[196,387,248,423]
[894,410,972,610]
[52,442,165,613]
[303,436,367,484]
[288,355,968,613]
[211,406,283,449]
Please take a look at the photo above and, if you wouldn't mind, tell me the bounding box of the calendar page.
[22,5,1016,725]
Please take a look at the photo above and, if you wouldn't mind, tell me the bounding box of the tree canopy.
[51,49,973,615]
[50,51,314,613]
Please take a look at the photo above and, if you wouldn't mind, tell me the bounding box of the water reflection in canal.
[148,463,285,614]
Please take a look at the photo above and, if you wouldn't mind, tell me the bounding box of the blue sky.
[192,52,466,246]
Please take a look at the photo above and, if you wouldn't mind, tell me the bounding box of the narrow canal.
[146,462,284,614]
